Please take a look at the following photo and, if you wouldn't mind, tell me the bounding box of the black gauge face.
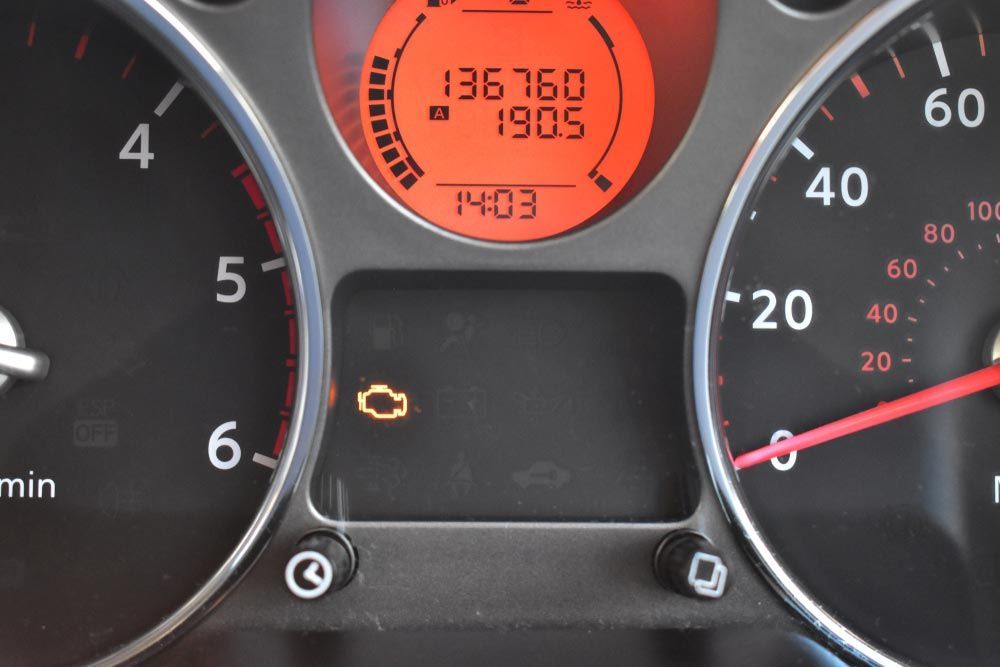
[0,3,298,664]
[705,7,1000,667]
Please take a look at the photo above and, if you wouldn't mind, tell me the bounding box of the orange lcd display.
[358,0,655,242]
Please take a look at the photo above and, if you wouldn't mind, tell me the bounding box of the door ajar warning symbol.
[357,384,409,421]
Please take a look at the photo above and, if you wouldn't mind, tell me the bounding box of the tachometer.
[697,0,1000,664]
[0,2,318,664]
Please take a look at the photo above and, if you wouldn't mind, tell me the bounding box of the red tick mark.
[200,120,220,140]
[74,33,90,61]
[122,53,138,79]
[850,73,871,98]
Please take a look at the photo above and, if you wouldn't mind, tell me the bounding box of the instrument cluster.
[2,1,990,665]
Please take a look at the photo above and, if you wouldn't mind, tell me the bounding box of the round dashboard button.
[285,550,335,600]
[654,532,729,600]
[284,532,357,600]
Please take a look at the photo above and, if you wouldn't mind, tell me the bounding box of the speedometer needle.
[733,364,1000,470]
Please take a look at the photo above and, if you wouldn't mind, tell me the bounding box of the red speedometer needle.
[733,364,1000,470]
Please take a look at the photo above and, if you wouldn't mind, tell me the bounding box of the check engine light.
[357,384,409,421]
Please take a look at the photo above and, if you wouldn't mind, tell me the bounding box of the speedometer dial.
[698,1,1000,665]
[0,2,317,664]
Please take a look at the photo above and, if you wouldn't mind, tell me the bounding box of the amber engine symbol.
[357,384,409,421]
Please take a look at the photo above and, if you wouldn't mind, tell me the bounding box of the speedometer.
[697,0,1000,664]
[0,2,319,664]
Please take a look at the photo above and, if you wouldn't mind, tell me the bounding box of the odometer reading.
[359,0,654,242]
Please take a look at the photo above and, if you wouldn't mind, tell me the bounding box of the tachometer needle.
[733,364,1000,470]
[0,343,50,382]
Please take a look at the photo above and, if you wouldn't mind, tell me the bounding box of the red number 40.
[866,303,899,324]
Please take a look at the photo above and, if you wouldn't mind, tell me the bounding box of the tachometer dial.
[698,1,1000,665]
[0,2,317,664]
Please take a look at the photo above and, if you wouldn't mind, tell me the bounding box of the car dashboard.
[1,1,996,665]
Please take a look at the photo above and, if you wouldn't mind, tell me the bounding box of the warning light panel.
[315,276,698,522]
[358,384,410,421]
